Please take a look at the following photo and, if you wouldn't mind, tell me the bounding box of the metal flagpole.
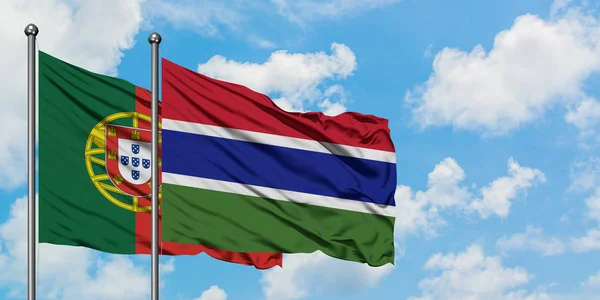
[148,32,162,300]
[25,23,39,300]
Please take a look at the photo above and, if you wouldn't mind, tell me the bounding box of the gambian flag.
[161,58,397,266]
[38,51,282,269]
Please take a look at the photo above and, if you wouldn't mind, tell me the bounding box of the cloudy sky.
[1,0,600,299]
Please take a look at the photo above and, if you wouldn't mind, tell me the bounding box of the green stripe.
[162,183,395,266]
[38,51,138,254]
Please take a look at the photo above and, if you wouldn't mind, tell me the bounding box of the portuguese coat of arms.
[105,124,162,197]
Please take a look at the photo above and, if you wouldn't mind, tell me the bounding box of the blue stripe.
[163,130,396,206]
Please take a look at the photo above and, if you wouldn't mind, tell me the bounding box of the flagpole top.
[148,32,162,44]
[24,24,39,36]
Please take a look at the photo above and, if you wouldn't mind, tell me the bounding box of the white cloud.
[496,225,566,257]
[272,0,401,25]
[584,188,600,222]
[247,35,278,49]
[144,0,280,49]
[260,251,394,300]
[469,158,546,219]
[144,0,244,37]
[394,157,469,238]
[568,157,600,192]
[570,185,600,253]
[394,185,441,238]
[0,0,144,189]
[194,285,228,300]
[503,290,553,300]
[571,228,600,253]
[406,4,600,136]
[0,196,174,299]
[197,43,356,113]
[160,257,175,274]
[144,0,397,47]
[409,244,548,300]
[318,99,347,116]
[550,0,574,17]
[396,157,544,237]
[581,270,600,289]
[565,98,600,130]
[424,44,434,58]
[317,85,348,116]
[421,157,471,209]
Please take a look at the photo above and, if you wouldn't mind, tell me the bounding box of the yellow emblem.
[131,130,140,140]
[84,112,163,212]
[107,126,116,137]
[107,150,117,160]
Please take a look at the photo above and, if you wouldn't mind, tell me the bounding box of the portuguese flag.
[38,51,282,269]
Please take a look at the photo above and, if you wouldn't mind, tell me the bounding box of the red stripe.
[161,59,395,153]
[133,86,282,269]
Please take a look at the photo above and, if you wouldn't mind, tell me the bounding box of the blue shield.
[142,159,150,169]
[120,156,129,166]
[132,170,140,180]
[132,157,140,167]
[132,144,140,154]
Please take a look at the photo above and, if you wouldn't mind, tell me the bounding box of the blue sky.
[1,0,600,299]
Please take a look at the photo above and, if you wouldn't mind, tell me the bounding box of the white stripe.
[163,173,397,217]
[163,119,396,163]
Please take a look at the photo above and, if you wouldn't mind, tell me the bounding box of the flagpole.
[25,23,38,300]
[149,32,162,300]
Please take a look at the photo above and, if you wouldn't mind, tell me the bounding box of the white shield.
[118,138,152,184]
